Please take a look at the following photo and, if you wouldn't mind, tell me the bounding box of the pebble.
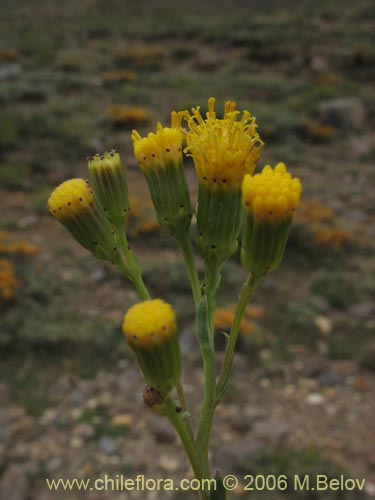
[111,414,134,428]
[97,436,119,455]
[253,419,290,442]
[73,423,95,439]
[306,393,326,406]
[158,455,181,472]
[314,316,332,335]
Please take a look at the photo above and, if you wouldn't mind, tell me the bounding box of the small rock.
[314,316,332,335]
[159,455,181,472]
[354,376,370,392]
[0,63,21,80]
[306,393,325,406]
[73,423,95,439]
[253,419,290,442]
[148,416,176,443]
[0,466,28,500]
[98,436,119,455]
[70,436,84,449]
[111,414,134,428]
[348,302,374,319]
[299,356,328,377]
[89,266,107,282]
[318,98,366,131]
[331,360,357,377]
[318,369,344,387]
[10,416,36,438]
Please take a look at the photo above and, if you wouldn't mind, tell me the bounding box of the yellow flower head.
[123,299,177,350]
[185,97,264,189]
[48,179,94,222]
[132,111,184,173]
[242,163,302,221]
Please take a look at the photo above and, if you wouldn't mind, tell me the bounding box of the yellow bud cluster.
[132,111,184,173]
[123,299,177,349]
[185,97,264,189]
[48,179,94,222]
[88,150,121,171]
[242,163,302,221]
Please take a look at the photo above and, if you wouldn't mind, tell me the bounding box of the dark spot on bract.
[180,203,184,208]
[211,245,216,249]
[79,197,83,201]
[166,148,170,152]
[67,202,71,206]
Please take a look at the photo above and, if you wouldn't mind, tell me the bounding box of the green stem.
[216,273,260,402]
[164,394,204,488]
[195,271,219,480]
[196,342,216,480]
[173,230,201,306]
[116,226,150,300]
[176,379,195,442]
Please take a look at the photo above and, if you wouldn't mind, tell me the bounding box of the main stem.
[173,230,202,306]
[176,380,195,442]
[216,273,260,401]
[195,260,221,479]
[164,394,207,499]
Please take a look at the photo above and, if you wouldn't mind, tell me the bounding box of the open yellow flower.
[184,97,264,265]
[185,97,264,189]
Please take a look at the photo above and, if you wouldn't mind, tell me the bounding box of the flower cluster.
[48,97,303,491]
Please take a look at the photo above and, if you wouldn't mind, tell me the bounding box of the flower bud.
[241,163,302,276]
[123,299,181,395]
[88,150,129,227]
[185,97,264,265]
[132,112,192,235]
[48,178,115,261]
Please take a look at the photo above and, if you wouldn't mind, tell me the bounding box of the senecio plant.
[48,97,302,499]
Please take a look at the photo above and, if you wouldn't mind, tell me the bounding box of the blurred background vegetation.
[0,0,374,498]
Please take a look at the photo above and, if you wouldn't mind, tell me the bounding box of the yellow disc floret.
[185,97,264,189]
[132,111,184,173]
[123,299,177,350]
[48,179,94,222]
[242,163,302,221]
